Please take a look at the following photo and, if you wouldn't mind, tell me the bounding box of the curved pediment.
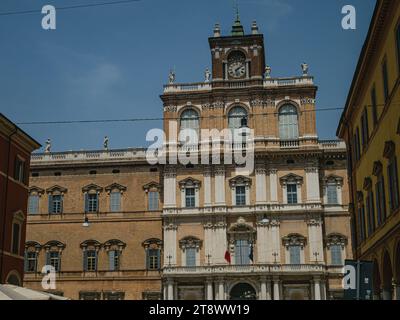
[82,184,103,193]
[46,185,68,194]
[229,175,251,188]
[178,177,201,188]
[105,183,127,192]
[280,173,303,185]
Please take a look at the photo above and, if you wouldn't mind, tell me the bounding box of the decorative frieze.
[164,105,178,112]
[202,101,225,110]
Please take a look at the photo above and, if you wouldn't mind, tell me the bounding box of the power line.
[16,107,346,125]
[0,0,141,17]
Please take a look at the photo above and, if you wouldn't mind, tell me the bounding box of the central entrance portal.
[229,283,256,300]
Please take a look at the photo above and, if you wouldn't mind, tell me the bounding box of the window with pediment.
[280,174,303,204]
[142,238,162,270]
[325,233,347,266]
[229,176,251,206]
[282,234,306,265]
[24,241,41,273]
[105,183,126,212]
[104,239,126,271]
[80,240,101,272]
[82,184,103,213]
[179,236,202,267]
[228,217,256,265]
[46,185,67,214]
[322,175,343,205]
[143,182,161,211]
[179,178,201,208]
[43,240,66,272]
[28,187,44,214]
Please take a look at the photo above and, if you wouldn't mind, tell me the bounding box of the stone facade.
[160,19,352,300]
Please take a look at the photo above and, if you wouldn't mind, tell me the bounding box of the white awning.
[0,284,69,300]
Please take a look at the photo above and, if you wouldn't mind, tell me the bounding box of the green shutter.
[48,195,53,214]
[84,193,89,213]
[109,251,115,271]
[46,251,50,266]
[83,251,87,271]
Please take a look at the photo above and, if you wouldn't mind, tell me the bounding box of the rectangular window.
[289,245,301,265]
[361,108,369,148]
[330,245,343,266]
[382,59,389,102]
[148,191,159,211]
[11,223,20,255]
[49,195,63,214]
[25,252,37,272]
[85,194,99,213]
[371,86,378,126]
[235,240,250,265]
[353,128,361,162]
[28,195,39,214]
[85,250,97,271]
[14,157,25,183]
[110,192,121,212]
[375,177,387,225]
[235,186,246,206]
[49,251,60,272]
[147,249,160,270]
[108,250,120,271]
[366,191,376,235]
[185,188,195,208]
[287,184,298,204]
[185,248,196,267]
[388,157,400,212]
[326,184,338,204]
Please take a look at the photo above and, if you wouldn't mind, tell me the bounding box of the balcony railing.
[163,76,314,94]
[163,264,328,276]
[263,76,314,87]
[280,140,300,149]
[318,140,346,150]
[31,148,147,164]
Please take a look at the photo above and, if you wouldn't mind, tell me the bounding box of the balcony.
[318,140,346,150]
[31,148,148,166]
[263,76,314,88]
[163,264,327,277]
[162,76,314,94]
[280,140,300,149]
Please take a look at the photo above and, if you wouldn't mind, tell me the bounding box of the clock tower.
[209,15,265,84]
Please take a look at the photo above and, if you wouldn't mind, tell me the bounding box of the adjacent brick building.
[0,113,41,286]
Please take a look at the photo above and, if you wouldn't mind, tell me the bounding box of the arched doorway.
[382,250,393,300]
[6,272,21,286]
[372,259,381,300]
[229,283,256,300]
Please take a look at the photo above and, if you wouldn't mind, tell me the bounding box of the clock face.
[228,61,246,79]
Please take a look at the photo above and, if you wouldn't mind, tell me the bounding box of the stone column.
[204,167,212,207]
[259,277,270,300]
[314,278,321,300]
[320,280,327,300]
[256,217,269,264]
[269,169,278,203]
[307,216,324,263]
[217,278,225,300]
[273,277,280,300]
[204,222,214,265]
[214,219,227,265]
[270,219,281,263]
[305,166,320,203]
[206,279,214,300]
[167,280,174,300]
[163,282,167,300]
[214,166,226,205]
[164,167,176,208]
[255,165,267,204]
[164,221,177,266]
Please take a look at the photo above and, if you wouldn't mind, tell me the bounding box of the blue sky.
[0,0,376,152]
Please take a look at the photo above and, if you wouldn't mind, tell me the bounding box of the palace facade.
[24,16,352,300]
[160,18,351,300]
[337,0,400,300]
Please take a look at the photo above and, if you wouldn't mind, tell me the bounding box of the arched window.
[279,104,299,140]
[104,239,126,271]
[142,238,162,270]
[180,109,199,144]
[44,240,66,272]
[228,106,248,131]
[282,234,306,265]
[80,240,101,272]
